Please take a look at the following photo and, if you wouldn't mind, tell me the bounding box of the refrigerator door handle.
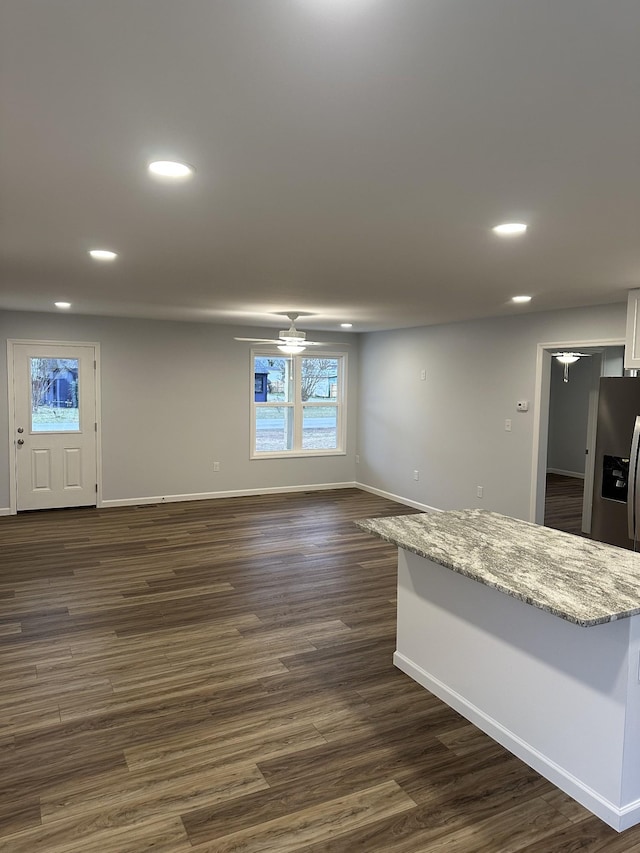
[628,416,640,542]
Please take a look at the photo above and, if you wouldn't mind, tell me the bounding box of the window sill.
[251,450,347,461]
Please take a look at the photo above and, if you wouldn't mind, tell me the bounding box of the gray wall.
[1,302,628,520]
[603,347,625,377]
[0,311,357,509]
[356,303,627,520]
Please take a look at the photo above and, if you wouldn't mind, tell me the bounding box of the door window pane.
[303,406,337,450]
[253,356,293,403]
[255,407,293,453]
[30,358,80,432]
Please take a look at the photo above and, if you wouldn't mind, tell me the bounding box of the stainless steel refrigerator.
[591,377,640,550]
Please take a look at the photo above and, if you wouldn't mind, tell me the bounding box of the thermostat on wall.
[516,400,529,412]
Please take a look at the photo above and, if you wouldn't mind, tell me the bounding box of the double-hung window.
[251,351,346,458]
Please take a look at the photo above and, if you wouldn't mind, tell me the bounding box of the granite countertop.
[355,509,640,627]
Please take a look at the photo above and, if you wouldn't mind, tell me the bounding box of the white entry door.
[12,343,98,511]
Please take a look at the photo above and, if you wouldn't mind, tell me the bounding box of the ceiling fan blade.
[302,341,350,346]
[234,337,282,343]
[235,336,349,347]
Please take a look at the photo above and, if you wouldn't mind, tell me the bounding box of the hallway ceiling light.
[493,223,527,236]
[511,295,532,303]
[340,323,353,328]
[54,301,71,309]
[555,353,580,365]
[553,351,591,383]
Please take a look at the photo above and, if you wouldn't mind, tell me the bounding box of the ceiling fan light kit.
[277,344,306,354]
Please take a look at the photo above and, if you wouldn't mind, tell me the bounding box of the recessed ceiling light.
[340,323,353,328]
[148,160,194,179]
[493,223,527,236]
[302,0,375,16]
[511,295,532,303]
[54,301,71,309]
[89,249,118,261]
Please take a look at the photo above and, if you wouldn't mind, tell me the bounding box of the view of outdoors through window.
[253,355,341,454]
[30,357,80,432]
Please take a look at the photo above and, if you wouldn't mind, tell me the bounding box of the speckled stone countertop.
[356,509,640,627]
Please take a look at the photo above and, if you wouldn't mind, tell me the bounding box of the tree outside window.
[30,357,80,431]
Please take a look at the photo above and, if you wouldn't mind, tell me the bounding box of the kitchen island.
[356,509,640,831]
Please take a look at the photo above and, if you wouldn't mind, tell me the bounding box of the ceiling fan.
[552,351,592,383]
[234,313,349,354]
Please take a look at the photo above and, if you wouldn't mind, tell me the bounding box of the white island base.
[395,549,640,832]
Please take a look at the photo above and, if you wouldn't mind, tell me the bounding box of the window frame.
[250,349,347,459]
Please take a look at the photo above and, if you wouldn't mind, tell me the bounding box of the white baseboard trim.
[355,482,441,514]
[547,468,585,480]
[100,481,358,508]
[393,651,636,832]
[0,507,12,517]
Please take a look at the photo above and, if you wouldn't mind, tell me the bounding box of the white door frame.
[7,339,103,515]
[529,337,625,525]
[581,355,604,535]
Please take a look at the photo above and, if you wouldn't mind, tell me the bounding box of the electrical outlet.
[420,369,427,381]
[355,454,360,464]
[505,419,512,432]
[213,461,220,472]
[477,486,483,498]
[413,470,419,481]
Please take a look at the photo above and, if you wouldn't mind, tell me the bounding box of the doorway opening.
[530,338,625,535]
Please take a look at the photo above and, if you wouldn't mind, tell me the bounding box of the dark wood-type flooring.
[0,488,637,851]
[544,473,585,536]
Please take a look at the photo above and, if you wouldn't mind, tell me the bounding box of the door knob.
[17,439,24,445]
[17,427,24,434]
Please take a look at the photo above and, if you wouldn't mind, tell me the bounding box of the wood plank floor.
[1,488,638,851]
[544,473,585,536]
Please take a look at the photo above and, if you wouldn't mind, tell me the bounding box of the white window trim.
[250,349,347,459]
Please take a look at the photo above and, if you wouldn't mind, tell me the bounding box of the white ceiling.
[1,0,639,334]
